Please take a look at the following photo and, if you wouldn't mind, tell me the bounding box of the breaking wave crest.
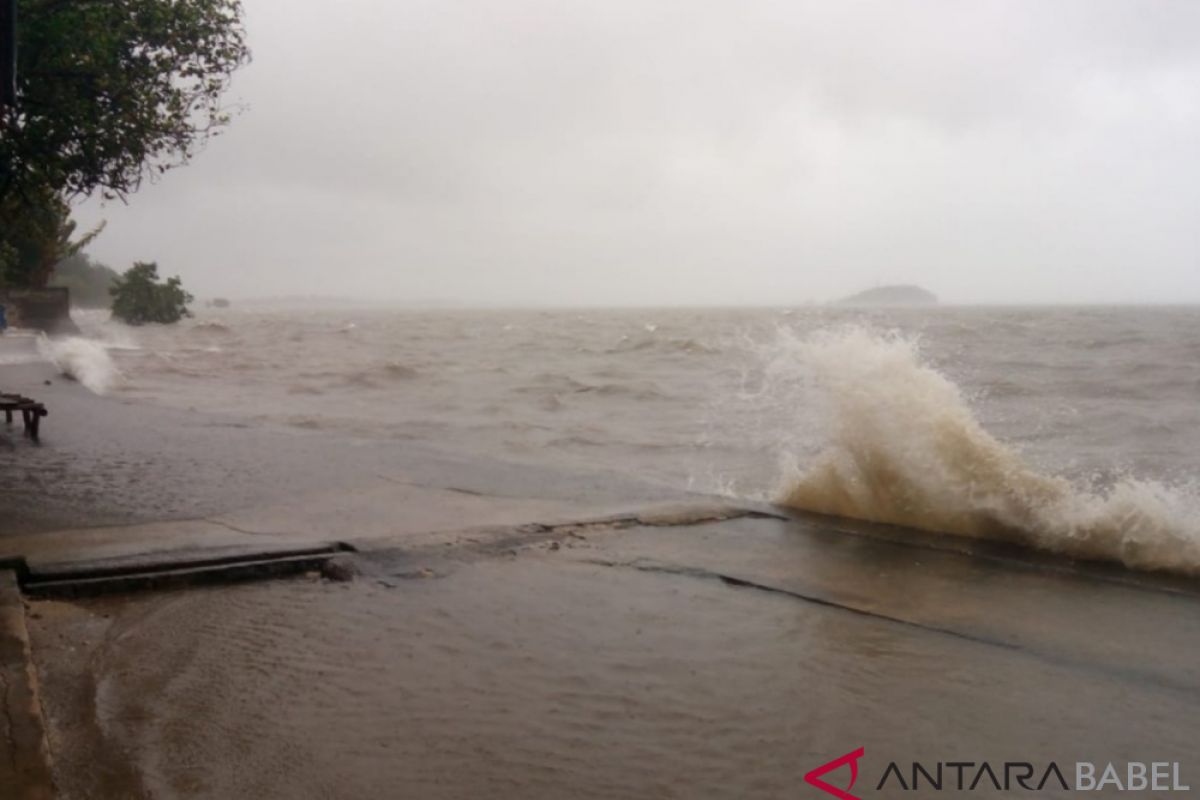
[774,328,1200,575]
[37,335,119,394]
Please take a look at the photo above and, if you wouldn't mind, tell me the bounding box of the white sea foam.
[771,327,1200,575]
[36,335,120,394]
[71,309,143,351]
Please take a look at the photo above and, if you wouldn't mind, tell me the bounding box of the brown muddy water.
[24,304,1200,573]
[28,515,1200,800]
[11,304,1200,798]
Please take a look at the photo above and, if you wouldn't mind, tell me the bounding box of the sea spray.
[772,327,1200,574]
[36,335,120,394]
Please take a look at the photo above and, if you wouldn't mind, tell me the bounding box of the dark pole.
[0,0,15,108]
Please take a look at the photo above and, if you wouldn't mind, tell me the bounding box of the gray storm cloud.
[74,0,1200,305]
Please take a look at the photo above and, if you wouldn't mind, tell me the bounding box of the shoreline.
[18,493,1200,798]
[0,334,723,797]
[0,333,698,545]
[5,331,1200,797]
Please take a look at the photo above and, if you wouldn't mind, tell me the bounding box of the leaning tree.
[0,0,250,287]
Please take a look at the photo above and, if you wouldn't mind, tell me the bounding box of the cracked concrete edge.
[0,570,54,800]
[347,502,785,558]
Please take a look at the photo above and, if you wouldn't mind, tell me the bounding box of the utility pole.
[0,0,15,108]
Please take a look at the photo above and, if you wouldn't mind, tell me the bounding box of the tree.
[0,186,103,288]
[110,261,192,325]
[1,0,250,203]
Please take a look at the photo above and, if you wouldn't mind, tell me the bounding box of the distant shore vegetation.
[50,253,121,308]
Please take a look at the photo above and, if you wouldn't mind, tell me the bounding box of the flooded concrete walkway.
[13,506,1200,799]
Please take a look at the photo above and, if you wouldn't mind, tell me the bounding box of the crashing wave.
[36,335,120,394]
[773,327,1200,575]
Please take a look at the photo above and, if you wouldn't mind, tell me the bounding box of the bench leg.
[29,413,40,441]
[4,409,10,425]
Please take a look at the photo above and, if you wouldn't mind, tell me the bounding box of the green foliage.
[110,261,193,325]
[50,252,120,307]
[1,1,246,290]
[0,187,103,288]
[1,0,250,202]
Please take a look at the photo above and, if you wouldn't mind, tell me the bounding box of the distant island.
[837,284,938,306]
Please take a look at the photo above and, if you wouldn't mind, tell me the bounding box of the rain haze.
[74,0,1200,306]
[11,2,1200,795]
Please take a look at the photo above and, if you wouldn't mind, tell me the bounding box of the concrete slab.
[23,511,1200,799]
[548,514,1200,692]
[207,478,631,545]
[0,519,296,570]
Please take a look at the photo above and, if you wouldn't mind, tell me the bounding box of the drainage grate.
[21,543,355,599]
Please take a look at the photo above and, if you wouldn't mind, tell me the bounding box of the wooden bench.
[0,393,48,440]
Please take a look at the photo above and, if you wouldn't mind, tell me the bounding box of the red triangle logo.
[804,748,865,800]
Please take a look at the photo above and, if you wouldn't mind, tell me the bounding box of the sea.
[31,304,1200,574]
[18,303,1200,799]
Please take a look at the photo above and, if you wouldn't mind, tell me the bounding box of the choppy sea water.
[27,306,1200,800]
[36,304,1200,573]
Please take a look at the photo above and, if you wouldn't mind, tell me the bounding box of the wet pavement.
[20,507,1200,800]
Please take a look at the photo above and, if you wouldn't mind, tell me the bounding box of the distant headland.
[837,285,938,306]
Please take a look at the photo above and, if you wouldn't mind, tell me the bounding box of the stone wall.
[0,288,78,334]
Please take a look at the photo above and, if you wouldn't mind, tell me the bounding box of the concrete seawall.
[0,288,77,334]
[0,570,54,800]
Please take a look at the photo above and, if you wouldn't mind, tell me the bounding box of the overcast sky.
[74,0,1200,306]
